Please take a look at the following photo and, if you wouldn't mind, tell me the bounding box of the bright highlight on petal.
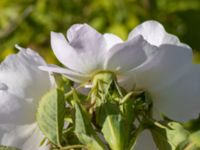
[128,20,181,46]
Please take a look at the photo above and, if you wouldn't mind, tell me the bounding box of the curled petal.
[67,24,106,72]
[50,32,83,72]
[104,35,147,72]
[52,27,106,73]
[66,24,84,42]
[128,20,186,47]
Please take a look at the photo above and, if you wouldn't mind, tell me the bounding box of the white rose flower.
[40,23,150,90]
[40,20,200,150]
[0,46,53,150]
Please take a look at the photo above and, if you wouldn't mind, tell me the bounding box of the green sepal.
[102,114,126,150]
[53,73,73,92]
[36,88,65,146]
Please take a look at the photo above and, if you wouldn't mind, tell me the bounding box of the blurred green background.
[1,0,200,63]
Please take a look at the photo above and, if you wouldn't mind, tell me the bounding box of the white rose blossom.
[0,46,53,150]
[40,20,200,150]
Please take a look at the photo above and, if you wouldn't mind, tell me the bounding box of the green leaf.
[74,102,105,150]
[0,145,20,150]
[36,89,65,146]
[102,115,126,150]
[151,121,190,150]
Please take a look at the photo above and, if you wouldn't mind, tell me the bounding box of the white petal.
[0,91,35,124]
[104,35,147,72]
[1,123,36,147]
[135,130,157,150]
[15,45,47,66]
[66,24,83,42]
[103,33,123,50]
[22,126,50,150]
[68,24,123,51]
[0,48,52,100]
[67,24,106,72]
[117,74,136,91]
[0,49,52,124]
[51,32,83,72]
[0,124,11,139]
[51,29,106,74]
[128,20,184,47]
[134,44,200,121]
[1,123,50,150]
[152,64,200,121]
[134,44,192,91]
[39,64,90,83]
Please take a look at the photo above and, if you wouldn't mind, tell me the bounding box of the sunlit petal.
[128,20,187,47]
[52,25,106,73]
[51,32,84,72]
